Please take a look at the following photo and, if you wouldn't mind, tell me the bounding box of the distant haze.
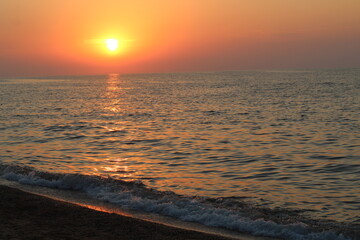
[1,0,359,77]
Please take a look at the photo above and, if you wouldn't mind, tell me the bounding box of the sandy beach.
[0,185,239,240]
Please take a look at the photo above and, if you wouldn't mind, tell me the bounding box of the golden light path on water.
[0,70,359,224]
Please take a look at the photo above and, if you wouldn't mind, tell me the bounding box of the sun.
[105,39,119,51]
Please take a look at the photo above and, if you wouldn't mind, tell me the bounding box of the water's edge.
[0,164,356,240]
[0,178,273,240]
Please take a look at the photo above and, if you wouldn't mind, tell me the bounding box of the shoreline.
[0,179,357,240]
[0,185,232,240]
[0,184,275,240]
[0,177,357,240]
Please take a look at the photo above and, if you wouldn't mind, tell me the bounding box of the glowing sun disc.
[105,39,118,51]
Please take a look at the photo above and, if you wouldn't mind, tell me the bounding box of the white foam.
[0,164,352,240]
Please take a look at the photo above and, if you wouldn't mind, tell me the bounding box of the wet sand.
[0,185,237,240]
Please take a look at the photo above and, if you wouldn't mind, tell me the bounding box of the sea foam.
[0,164,353,240]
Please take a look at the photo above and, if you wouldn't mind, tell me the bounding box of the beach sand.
[0,185,238,240]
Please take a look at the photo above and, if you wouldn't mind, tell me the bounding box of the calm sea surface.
[1,69,359,226]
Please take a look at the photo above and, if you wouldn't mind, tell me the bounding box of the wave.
[0,163,356,240]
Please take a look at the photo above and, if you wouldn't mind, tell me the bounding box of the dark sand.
[0,185,235,240]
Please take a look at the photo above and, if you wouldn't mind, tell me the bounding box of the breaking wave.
[0,163,357,240]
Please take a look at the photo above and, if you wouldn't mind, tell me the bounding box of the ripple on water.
[0,70,359,225]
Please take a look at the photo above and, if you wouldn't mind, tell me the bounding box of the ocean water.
[1,69,359,239]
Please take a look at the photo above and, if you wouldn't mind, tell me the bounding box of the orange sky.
[0,0,359,77]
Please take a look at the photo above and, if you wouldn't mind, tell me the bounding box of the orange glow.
[0,0,359,77]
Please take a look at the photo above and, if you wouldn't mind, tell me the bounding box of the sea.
[0,69,359,240]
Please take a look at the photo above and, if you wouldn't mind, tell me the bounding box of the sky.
[0,0,359,77]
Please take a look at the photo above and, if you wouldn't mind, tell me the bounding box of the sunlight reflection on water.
[1,69,359,222]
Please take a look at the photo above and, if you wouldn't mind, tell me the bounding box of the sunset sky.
[1,0,359,77]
